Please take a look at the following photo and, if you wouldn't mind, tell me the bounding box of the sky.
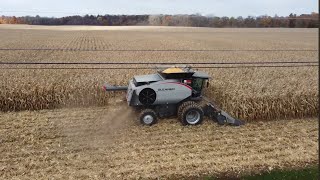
[0,0,318,17]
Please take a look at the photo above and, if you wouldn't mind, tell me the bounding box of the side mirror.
[206,81,210,88]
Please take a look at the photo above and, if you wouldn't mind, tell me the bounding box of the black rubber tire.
[177,101,195,120]
[179,103,204,126]
[139,109,158,126]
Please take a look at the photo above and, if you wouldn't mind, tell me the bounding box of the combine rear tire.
[139,109,158,126]
[179,103,204,125]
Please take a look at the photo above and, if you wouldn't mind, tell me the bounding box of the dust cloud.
[58,102,137,149]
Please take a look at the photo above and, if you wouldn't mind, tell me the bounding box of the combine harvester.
[104,65,244,126]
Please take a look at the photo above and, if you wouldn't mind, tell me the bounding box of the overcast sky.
[0,0,318,17]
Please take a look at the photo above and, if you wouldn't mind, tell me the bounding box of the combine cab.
[104,66,244,126]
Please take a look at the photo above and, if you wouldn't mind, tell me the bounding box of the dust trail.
[58,101,137,149]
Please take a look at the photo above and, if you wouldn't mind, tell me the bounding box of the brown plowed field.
[0,105,318,179]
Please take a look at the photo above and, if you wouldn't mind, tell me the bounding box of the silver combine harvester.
[103,66,244,126]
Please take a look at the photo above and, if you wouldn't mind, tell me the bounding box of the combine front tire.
[179,103,204,125]
[177,101,195,120]
[139,109,158,126]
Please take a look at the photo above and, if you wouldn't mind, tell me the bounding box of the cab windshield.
[191,78,204,92]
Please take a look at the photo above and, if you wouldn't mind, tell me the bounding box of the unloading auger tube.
[102,66,245,126]
[103,83,128,91]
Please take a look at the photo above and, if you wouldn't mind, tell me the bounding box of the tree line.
[0,13,318,28]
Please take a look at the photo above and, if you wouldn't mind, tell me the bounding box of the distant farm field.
[0,25,318,179]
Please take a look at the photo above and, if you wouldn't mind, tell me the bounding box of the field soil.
[0,105,318,179]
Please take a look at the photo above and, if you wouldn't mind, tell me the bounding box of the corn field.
[0,26,318,121]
